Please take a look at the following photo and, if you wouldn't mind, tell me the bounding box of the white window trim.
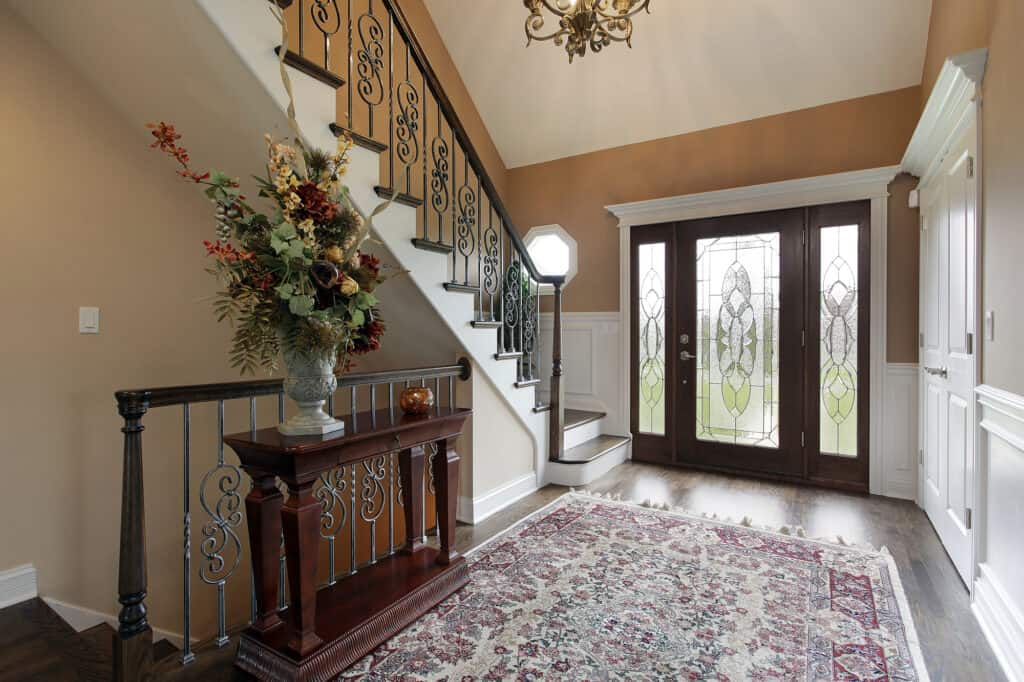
[606,165,899,496]
[524,224,578,293]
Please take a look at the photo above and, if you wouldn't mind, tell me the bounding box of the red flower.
[203,240,253,263]
[351,312,385,355]
[294,181,337,225]
[358,252,381,278]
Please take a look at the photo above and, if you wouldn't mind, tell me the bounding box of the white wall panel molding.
[974,383,1024,682]
[882,364,919,500]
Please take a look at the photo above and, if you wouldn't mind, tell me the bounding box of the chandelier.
[523,0,652,63]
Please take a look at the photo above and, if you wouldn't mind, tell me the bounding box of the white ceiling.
[424,0,932,168]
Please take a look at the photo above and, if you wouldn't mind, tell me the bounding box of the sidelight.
[637,242,667,435]
[819,225,859,457]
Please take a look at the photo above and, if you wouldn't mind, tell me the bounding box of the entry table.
[225,407,472,682]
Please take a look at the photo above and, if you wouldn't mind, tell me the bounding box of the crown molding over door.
[607,165,900,497]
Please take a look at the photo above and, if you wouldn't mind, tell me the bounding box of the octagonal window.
[524,224,577,288]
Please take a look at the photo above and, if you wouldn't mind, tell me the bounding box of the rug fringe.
[570,488,879,553]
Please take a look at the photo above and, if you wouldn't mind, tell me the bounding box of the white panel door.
[919,117,977,586]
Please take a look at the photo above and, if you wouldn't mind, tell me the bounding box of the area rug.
[342,491,929,681]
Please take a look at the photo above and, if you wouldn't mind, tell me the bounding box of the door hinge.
[965,507,973,530]
[966,332,974,355]
[801,228,807,247]
[920,332,925,348]
[801,432,806,448]
[967,156,975,179]
[919,448,924,464]
[801,330,806,348]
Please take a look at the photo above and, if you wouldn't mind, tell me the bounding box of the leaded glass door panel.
[676,209,806,477]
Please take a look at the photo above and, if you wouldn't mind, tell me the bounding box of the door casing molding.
[607,165,899,496]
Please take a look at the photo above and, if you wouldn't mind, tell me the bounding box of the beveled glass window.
[819,225,859,457]
[695,233,780,447]
[637,242,666,435]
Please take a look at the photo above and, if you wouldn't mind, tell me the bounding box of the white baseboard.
[0,564,37,609]
[457,472,538,525]
[973,563,1024,682]
[44,597,189,649]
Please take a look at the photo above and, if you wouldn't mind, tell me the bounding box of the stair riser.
[563,418,603,450]
[546,440,631,487]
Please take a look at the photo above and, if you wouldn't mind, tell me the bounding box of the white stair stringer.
[198,0,553,491]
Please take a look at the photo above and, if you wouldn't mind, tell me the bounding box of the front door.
[919,117,977,585]
[630,202,871,491]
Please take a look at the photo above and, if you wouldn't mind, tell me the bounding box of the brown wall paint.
[506,87,922,361]
[888,174,922,363]
[919,0,993,106]
[977,0,1024,394]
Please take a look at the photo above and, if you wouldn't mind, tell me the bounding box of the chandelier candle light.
[524,0,652,63]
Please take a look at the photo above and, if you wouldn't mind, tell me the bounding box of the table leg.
[432,439,460,565]
[244,473,283,633]
[398,447,425,554]
[280,480,322,656]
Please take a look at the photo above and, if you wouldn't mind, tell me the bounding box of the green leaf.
[349,308,365,328]
[286,240,306,259]
[289,295,315,317]
[272,222,297,240]
[270,235,288,255]
[275,283,294,300]
[355,291,377,309]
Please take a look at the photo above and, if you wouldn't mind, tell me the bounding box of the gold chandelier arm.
[593,0,651,21]
[536,0,572,17]
[524,12,570,44]
[594,15,635,44]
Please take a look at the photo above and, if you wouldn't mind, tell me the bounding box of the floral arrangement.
[147,122,389,374]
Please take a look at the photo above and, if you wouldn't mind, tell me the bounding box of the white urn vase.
[278,347,345,437]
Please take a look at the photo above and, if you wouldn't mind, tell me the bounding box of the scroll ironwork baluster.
[456,157,476,286]
[387,9,394,190]
[349,465,357,574]
[277,529,287,611]
[346,0,353,128]
[356,1,385,139]
[199,400,243,648]
[388,453,395,555]
[182,404,194,665]
[315,466,347,585]
[430,106,450,245]
[310,0,342,71]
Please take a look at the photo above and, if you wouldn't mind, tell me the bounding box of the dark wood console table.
[224,407,472,682]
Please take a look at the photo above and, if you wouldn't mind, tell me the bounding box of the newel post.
[548,282,565,460]
[114,391,154,682]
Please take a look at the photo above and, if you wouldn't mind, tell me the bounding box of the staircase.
[198,0,631,486]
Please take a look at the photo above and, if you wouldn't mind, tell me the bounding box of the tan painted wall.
[888,174,922,363]
[977,0,1023,394]
[506,87,922,362]
[0,5,245,633]
[919,0,993,106]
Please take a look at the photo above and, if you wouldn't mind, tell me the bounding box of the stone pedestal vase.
[278,348,345,437]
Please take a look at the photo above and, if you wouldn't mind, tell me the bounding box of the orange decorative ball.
[399,387,434,415]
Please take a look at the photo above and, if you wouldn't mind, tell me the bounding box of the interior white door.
[919,116,978,586]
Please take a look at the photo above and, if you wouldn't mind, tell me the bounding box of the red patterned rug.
[343,492,929,681]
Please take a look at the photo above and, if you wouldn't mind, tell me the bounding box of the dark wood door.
[630,202,870,491]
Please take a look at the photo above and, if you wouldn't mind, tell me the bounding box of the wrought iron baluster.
[430,103,450,245]
[298,0,305,56]
[421,70,428,236]
[426,443,439,538]
[356,0,385,139]
[360,456,387,563]
[199,400,243,648]
[388,452,395,555]
[450,126,456,279]
[277,529,287,611]
[349,465,357,574]
[523,278,539,381]
[350,385,358,433]
[476,174,482,314]
[434,377,441,415]
[482,205,499,322]
[310,0,342,72]
[182,404,195,665]
[370,384,376,429]
[387,9,394,190]
[388,383,395,424]
[346,0,353,128]
[449,375,455,410]
[456,157,476,286]
[314,467,347,585]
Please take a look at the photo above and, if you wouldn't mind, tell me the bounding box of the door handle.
[923,365,948,378]
[680,350,696,361]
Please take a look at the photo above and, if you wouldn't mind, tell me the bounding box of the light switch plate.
[79,306,100,334]
[984,310,994,341]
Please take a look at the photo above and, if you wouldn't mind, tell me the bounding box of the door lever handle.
[923,365,948,378]
[680,350,696,361]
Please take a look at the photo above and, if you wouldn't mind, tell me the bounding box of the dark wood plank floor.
[0,462,1003,681]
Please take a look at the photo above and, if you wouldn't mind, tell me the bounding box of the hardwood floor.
[0,462,1003,681]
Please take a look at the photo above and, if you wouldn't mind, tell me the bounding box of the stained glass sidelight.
[638,243,666,435]
[696,233,780,447]
[819,225,859,457]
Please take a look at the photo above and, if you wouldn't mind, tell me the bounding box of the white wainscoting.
[973,384,1024,682]
[881,363,919,500]
[537,313,626,436]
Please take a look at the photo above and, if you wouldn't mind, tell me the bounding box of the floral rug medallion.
[343,492,929,681]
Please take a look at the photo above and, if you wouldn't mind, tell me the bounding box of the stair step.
[329,123,388,153]
[0,599,111,681]
[443,282,478,294]
[153,637,181,662]
[470,319,502,329]
[275,46,345,89]
[412,238,454,254]
[495,352,523,361]
[515,378,541,388]
[78,622,114,660]
[374,186,424,208]
[554,434,631,464]
[564,408,606,431]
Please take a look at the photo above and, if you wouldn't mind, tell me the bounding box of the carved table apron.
[225,407,471,682]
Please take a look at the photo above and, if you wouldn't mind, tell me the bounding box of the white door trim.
[607,165,898,495]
